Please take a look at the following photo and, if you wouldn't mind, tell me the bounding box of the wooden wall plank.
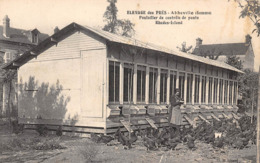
[30,32,105,62]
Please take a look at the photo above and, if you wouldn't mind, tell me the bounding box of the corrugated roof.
[0,26,49,45]
[193,43,250,56]
[3,23,244,73]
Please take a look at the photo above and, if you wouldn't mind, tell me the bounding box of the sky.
[0,0,259,71]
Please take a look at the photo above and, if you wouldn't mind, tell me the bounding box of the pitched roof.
[193,42,250,56]
[2,22,243,73]
[0,26,49,45]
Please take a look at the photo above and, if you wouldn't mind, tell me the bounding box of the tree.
[117,19,135,37]
[225,55,243,70]
[103,0,135,37]
[207,55,220,60]
[103,0,118,34]
[237,69,258,114]
[232,0,260,36]
[225,54,258,114]
[193,47,221,60]
[176,42,193,53]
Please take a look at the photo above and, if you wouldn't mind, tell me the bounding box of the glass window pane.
[201,76,206,103]
[123,63,133,103]
[179,72,185,100]
[109,61,120,103]
[186,74,193,104]
[149,68,158,103]
[208,77,213,104]
[233,82,237,104]
[160,69,168,104]
[213,78,218,104]
[224,80,228,104]
[169,71,177,102]
[219,79,223,104]
[137,65,146,103]
[115,63,120,102]
[194,75,200,103]
[229,81,233,105]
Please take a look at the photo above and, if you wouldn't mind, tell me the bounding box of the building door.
[81,50,104,118]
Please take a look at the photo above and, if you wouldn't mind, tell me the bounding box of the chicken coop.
[4,23,243,135]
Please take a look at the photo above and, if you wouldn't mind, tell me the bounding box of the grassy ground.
[44,138,256,163]
[0,125,257,163]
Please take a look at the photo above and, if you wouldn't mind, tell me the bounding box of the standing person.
[169,88,184,131]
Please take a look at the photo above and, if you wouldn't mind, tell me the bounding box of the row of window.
[108,61,238,105]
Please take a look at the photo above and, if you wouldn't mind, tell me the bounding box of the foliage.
[194,47,221,60]
[207,55,220,60]
[32,138,65,150]
[177,42,193,53]
[117,19,135,37]
[78,140,99,162]
[232,0,260,36]
[0,136,65,154]
[0,137,23,153]
[225,54,258,113]
[103,0,118,33]
[103,0,135,37]
[225,55,243,70]
[2,69,17,84]
[237,69,258,113]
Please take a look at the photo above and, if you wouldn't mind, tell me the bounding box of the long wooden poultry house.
[4,23,244,135]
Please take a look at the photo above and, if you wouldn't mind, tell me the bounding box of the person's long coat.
[169,94,183,125]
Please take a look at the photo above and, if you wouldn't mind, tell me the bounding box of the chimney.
[3,15,10,38]
[54,26,60,33]
[30,29,39,44]
[196,38,202,48]
[245,34,252,44]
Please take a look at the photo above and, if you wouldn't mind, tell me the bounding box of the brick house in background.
[192,35,254,71]
[0,15,48,117]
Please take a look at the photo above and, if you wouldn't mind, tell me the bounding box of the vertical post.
[211,78,214,105]
[205,76,209,105]
[217,78,219,105]
[192,74,195,105]
[257,66,260,163]
[199,75,202,104]
[133,64,137,104]
[231,81,234,105]
[119,62,124,104]
[176,71,179,89]
[157,69,161,104]
[222,80,225,105]
[145,66,149,104]
[227,80,230,105]
[166,70,170,104]
[184,73,187,105]
[104,60,108,122]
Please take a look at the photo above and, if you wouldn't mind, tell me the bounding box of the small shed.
[4,23,243,135]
